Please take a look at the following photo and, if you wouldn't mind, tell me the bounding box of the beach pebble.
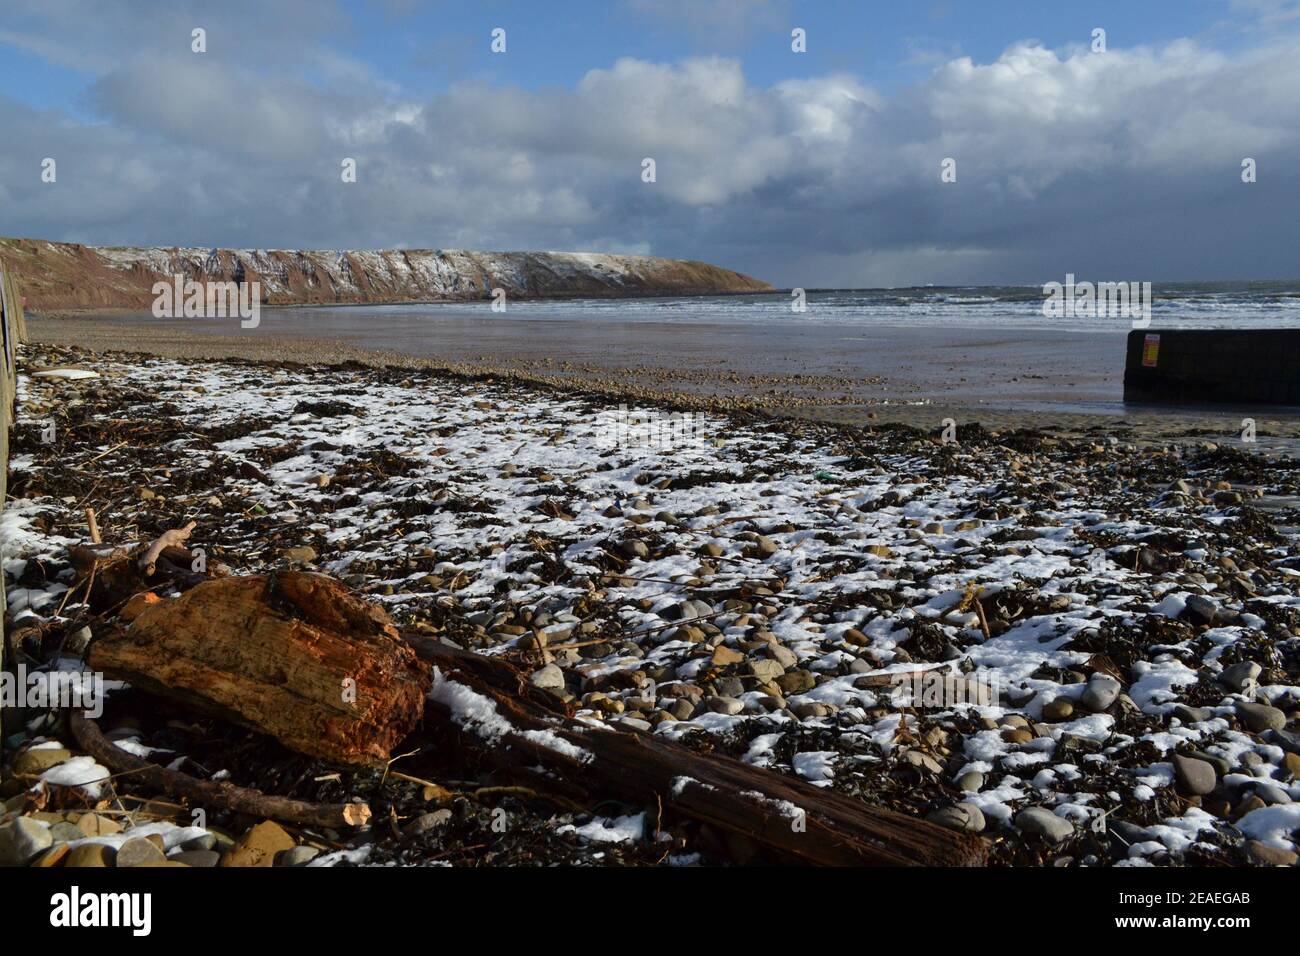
[1081,674,1121,712]
[12,747,73,774]
[1172,753,1217,796]
[747,659,785,682]
[116,836,167,868]
[776,670,816,694]
[65,844,115,867]
[704,696,743,716]
[1043,698,1074,722]
[957,771,985,793]
[1219,660,1262,693]
[529,663,566,693]
[1236,702,1286,733]
[1184,594,1219,626]
[220,821,295,867]
[1271,729,1300,756]
[0,817,53,866]
[1015,807,1074,844]
[927,803,985,834]
[1172,704,1213,724]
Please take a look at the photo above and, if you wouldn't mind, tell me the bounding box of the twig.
[69,711,370,829]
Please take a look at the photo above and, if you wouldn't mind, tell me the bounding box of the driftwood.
[137,520,196,576]
[69,710,370,828]
[87,573,430,768]
[409,636,988,866]
[90,571,986,865]
[69,533,210,614]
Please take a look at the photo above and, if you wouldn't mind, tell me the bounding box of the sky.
[1,0,1299,287]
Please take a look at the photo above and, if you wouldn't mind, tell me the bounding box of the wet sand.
[32,312,1300,451]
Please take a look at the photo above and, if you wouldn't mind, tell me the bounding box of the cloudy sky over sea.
[2,0,1299,287]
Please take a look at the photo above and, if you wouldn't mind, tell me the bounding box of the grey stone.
[0,817,53,866]
[48,822,82,844]
[926,802,985,834]
[1253,784,1291,806]
[1172,704,1213,724]
[775,670,816,695]
[790,701,831,719]
[1269,728,1300,756]
[957,771,985,793]
[1219,660,1262,693]
[1109,820,1150,844]
[1187,750,1231,777]
[1081,674,1121,712]
[180,833,218,852]
[704,696,744,716]
[275,846,323,866]
[1015,807,1074,844]
[618,539,649,560]
[1236,702,1286,733]
[1184,594,1219,626]
[528,663,566,692]
[1172,753,1217,795]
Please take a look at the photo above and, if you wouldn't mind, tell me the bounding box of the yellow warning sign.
[1142,334,1160,368]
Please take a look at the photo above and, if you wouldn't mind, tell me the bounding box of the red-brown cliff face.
[0,237,772,312]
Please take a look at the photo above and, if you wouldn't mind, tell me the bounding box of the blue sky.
[2,0,1299,285]
[4,0,1271,109]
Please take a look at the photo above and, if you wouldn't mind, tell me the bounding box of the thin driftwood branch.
[69,710,371,829]
[138,521,197,576]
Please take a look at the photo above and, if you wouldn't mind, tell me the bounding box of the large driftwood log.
[409,636,988,867]
[87,572,430,768]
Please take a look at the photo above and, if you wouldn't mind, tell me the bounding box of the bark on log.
[407,635,988,867]
[69,710,370,829]
[87,572,430,768]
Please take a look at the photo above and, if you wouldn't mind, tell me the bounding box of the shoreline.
[29,314,1300,451]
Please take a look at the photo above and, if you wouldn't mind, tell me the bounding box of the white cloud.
[4,10,1300,285]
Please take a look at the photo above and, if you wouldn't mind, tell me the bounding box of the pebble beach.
[3,335,1299,867]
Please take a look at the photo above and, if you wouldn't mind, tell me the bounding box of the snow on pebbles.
[6,345,1300,867]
